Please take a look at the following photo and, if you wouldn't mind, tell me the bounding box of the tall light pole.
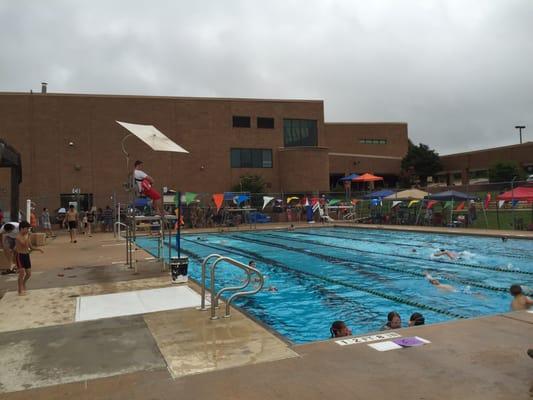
[515,125,525,144]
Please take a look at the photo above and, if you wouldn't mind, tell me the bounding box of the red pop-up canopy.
[497,186,533,202]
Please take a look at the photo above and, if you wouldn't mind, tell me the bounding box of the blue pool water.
[135,227,533,344]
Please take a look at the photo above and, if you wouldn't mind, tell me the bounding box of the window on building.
[283,119,318,147]
[232,116,251,128]
[257,117,275,129]
[359,138,388,144]
[230,148,273,168]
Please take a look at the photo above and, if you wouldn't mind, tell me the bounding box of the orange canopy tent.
[352,173,384,182]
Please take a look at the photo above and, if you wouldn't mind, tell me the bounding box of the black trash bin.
[170,256,189,283]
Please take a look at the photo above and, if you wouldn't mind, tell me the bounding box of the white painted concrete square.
[75,286,204,322]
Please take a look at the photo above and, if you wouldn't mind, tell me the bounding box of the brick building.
[438,142,533,185]
[0,90,408,213]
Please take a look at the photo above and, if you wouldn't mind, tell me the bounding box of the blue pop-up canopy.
[425,190,477,201]
[362,189,395,199]
[338,173,360,182]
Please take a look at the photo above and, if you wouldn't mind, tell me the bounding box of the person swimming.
[381,311,402,330]
[330,320,352,338]
[510,284,533,311]
[433,248,459,260]
[408,312,425,326]
[425,272,456,292]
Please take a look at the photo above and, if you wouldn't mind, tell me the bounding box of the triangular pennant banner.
[213,193,224,212]
[498,200,505,209]
[484,193,491,209]
[392,201,402,208]
[328,199,341,206]
[237,194,250,205]
[455,201,465,211]
[511,199,519,207]
[287,196,299,204]
[427,200,438,209]
[262,196,274,210]
[184,192,197,205]
[443,201,452,209]
[408,200,419,208]
[351,199,359,205]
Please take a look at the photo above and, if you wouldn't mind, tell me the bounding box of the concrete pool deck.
[0,229,532,398]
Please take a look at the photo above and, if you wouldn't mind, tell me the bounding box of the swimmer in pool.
[425,272,456,292]
[267,286,278,292]
[330,320,352,338]
[433,249,458,260]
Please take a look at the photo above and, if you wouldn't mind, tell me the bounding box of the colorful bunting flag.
[213,193,224,212]
[408,200,419,208]
[237,194,250,205]
[427,200,438,209]
[287,196,299,204]
[511,199,519,208]
[184,192,197,205]
[328,199,341,206]
[484,193,491,209]
[351,199,359,205]
[443,201,452,209]
[498,200,505,209]
[262,196,274,210]
[455,201,465,211]
[392,201,402,208]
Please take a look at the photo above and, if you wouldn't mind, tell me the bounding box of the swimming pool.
[135,227,533,344]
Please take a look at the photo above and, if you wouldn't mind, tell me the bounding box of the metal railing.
[198,253,264,319]
[114,221,135,270]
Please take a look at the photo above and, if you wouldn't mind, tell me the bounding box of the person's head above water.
[409,312,425,326]
[330,320,352,338]
[510,284,523,296]
[248,260,256,268]
[387,311,402,329]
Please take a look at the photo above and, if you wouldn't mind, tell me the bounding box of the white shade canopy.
[116,121,189,153]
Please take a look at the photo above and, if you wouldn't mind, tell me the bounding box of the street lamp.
[515,125,525,144]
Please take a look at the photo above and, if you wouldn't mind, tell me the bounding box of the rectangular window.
[232,116,251,128]
[359,138,387,144]
[230,148,273,168]
[283,119,317,147]
[257,117,275,129]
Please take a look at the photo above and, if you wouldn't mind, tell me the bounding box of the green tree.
[488,161,524,183]
[231,174,266,193]
[401,141,442,186]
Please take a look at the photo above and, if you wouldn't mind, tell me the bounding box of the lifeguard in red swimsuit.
[134,160,164,215]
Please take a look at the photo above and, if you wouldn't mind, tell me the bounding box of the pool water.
[135,227,533,344]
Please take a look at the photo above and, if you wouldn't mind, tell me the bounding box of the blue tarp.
[362,189,395,199]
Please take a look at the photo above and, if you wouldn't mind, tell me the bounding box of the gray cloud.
[1,0,532,154]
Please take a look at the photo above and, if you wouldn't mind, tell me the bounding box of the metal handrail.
[199,253,223,311]
[206,255,264,319]
[222,263,264,318]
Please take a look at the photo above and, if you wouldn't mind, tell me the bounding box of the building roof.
[441,142,533,158]
[0,91,324,104]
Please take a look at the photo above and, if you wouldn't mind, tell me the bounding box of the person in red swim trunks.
[133,160,164,215]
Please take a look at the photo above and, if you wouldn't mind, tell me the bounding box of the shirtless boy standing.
[15,221,43,295]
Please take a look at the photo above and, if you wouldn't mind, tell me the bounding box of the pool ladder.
[198,254,264,319]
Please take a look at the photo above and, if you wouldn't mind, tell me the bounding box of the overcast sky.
[1,0,532,154]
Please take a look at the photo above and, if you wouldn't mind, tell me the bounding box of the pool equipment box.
[171,256,188,283]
